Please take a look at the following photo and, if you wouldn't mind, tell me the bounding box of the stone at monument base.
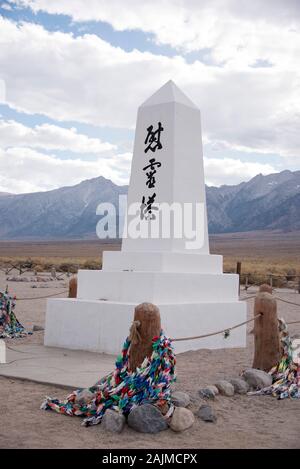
[44,297,246,354]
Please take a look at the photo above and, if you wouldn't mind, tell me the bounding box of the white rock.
[242,368,272,390]
[169,407,195,432]
[229,378,249,394]
[215,380,235,396]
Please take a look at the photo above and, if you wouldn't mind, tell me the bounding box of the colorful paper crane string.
[41,331,176,426]
[0,290,32,339]
[249,318,300,399]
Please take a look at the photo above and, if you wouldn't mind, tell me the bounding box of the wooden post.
[128,302,161,372]
[252,284,281,372]
[269,274,273,289]
[236,261,242,295]
[68,276,77,298]
[245,274,249,291]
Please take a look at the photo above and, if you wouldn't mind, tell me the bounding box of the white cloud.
[205,105,300,160]
[0,119,116,153]
[0,77,5,102]
[12,0,300,67]
[204,157,276,186]
[0,16,299,163]
[0,143,276,194]
[1,3,12,11]
[0,146,131,193]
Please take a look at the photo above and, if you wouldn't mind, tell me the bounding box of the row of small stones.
[100,368,272,434]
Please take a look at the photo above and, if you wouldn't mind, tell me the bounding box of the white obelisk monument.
[45,81,246,354]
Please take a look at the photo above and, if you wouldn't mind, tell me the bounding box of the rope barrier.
[274,297,300,308]
[16,290,68,301]
[171,314,300,342]
[240,294,300,308]
[171,294,300,342]
[171,313,262,342]
[3,286,299,345]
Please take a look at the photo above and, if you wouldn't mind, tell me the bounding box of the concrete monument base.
[45,296,246,354]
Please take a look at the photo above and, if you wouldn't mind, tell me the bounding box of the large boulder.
[102,409,126,433]
[242,368,272,390]
[228,378,249,394]
[171,391,190,408]
[215,380,235,396]
[169,407,195,432]
[128,404,168,433]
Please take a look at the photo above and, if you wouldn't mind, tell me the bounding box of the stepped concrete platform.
[45,298,246,355]
[103,251,223,273]
[77,270,239,303]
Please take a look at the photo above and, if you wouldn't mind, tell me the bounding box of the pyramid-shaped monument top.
[123,78,208,254]
[141,80,198,109]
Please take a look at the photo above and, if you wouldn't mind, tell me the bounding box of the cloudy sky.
[0,0,299,193]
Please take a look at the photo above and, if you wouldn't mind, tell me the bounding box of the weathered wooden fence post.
[129,302,161,372]
[236,261,242,295]
[269,274,273,289]
[68,276,77,298]
[245,274,249,291]
[252,284,281,372]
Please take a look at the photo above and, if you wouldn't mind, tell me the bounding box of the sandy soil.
[0,270,300,449]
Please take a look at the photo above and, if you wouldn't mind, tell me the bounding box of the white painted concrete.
[103,251,223,273]
[77,270,239,303]
[45,298,247,355]
[44,81,246,355]
[122,80,209,254]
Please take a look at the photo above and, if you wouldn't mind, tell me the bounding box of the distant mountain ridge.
[206,170,300,233]
[0,170,299,239]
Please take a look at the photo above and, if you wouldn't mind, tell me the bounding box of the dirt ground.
[0,270,300,449]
